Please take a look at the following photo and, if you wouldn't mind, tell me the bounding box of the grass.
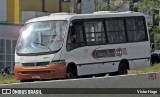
[129,63,160,74]
[0,74,19,84]
[0,64,160,84]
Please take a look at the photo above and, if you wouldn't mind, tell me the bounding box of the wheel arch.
[66,62,77,76]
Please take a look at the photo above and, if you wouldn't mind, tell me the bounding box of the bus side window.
[67,22,85,51]
[126,18,148,42]
[68,28,76,43]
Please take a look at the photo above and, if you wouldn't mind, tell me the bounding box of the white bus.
[14,11,150,82]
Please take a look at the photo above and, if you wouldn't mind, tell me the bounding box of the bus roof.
[26,11,145,23]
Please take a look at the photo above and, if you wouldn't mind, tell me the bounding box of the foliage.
[133,0,160,15]
[94,0,128,11]
[132,0,160,43]
[133,0,160,21]
[151,26,160,43]
[129,63,160,74]
[133,0,160,22]
[0,74,19,84]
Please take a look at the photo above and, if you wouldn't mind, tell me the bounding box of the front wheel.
[20,80,33,82]
[66,67,76,79]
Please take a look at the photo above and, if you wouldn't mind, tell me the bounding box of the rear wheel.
[109,62,128,76]
[66,66,76,79]
[109,72,118,76]
[118,63,128,75]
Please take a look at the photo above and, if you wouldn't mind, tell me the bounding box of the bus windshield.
[16,20,68,55]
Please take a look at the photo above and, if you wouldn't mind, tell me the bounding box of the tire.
[109,63,128,76]
[117,63,128,75]
[109,72,118,76]
[20,80,33,82]
[20,80,27,82]
[66,66,76,79]
[150,60,154,66]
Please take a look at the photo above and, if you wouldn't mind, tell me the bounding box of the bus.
[14,11,150,82]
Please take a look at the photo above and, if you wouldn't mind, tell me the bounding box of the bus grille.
[21,70,51,74]
[22,62,49,67]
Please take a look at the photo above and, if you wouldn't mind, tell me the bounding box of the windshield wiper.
[32,42,52,52]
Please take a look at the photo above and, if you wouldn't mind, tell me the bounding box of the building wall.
[0,24,23,74]
[62,2,70,12]
[21,0,70,13]
[7,0,20,24]
[0,0,6,22]
[45,0,59,12]
[4,0,70,24]
[21,0,43,12]
[6,0,15,23]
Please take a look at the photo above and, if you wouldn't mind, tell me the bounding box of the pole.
[94,0,97,11]
[59,0,62,12]
[70,0,75,13]
[42,0,45,12]
[107,0,110,10]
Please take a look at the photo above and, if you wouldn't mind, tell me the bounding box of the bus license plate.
[32,76,40,79]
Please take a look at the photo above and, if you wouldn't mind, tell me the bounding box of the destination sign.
[92,48,127,58]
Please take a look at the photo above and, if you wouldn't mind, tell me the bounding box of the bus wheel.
[20,80,26,82]
[117,63,128,75]
[109,72,118,76]
[66,66,76,79]
[109,63,128,76]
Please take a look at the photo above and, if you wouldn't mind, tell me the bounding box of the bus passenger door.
[66,21,90,76]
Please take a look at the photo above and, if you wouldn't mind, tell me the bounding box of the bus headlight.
[51,60,66,65]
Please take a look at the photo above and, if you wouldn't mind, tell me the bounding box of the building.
[0,0,70,24]
[0,24,22,73]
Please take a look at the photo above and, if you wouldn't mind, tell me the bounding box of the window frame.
[105,18,127,44]
[83,19,107,46]
[66,16,149,51]
[66,20,87,51]
[125,16,149,43]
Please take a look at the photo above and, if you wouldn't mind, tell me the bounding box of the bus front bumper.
[14,63,66,80]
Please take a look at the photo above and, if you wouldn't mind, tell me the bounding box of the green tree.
[133,0,160,43]
[94,0,129,11]
[133,0,160,15]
